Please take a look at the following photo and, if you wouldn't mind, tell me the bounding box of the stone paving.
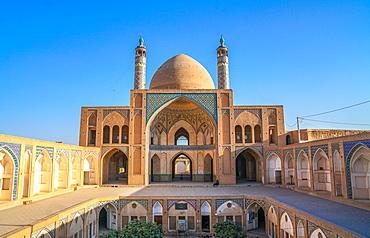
[0,185,369,237]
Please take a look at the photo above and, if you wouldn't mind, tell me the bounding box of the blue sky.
[1,0,370,145]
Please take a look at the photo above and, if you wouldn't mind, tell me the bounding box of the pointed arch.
[70,153,81,186]
[297,150,311,188]
[246,202,265,231]
[69,212,84,238]
[350,146,370,199]
[310,228,327,238]
[280,212,294,238]
[168,120,195,145]
[313,148,331,192]
[102,148,128,184]
[34,150,52,194]
[171,152,193,181]
[297,220,305,238]
[267,205,278,238]
[216,201,243,226]
[285,152,295,185]
[0,149,15,201]
[54,152,68,189]
[153,201,163,225]
[267,153,282,184]
[151,154,161,182]
[84,155,98,185]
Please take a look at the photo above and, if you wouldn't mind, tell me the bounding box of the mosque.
[0,37,370,238]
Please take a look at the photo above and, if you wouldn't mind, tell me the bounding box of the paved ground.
[0,184,369,237]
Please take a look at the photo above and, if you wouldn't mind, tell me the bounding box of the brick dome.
[149,54,215,89]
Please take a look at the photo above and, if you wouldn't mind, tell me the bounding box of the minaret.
[216,36,229,89]
[134,36,147,89]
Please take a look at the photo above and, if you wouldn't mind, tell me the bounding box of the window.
[103,126,110,144]
[175,128,189,145]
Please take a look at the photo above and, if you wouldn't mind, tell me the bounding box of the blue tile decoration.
[134,109,142,117]
[152,199,164,207]
[146,93,217,123]
[0,142,21,159]
[343,139,370,199]
[266,201,277,212]
[245,199,265,211]
[36,146,54,160]
[84,150,100,160]
[216,198,244,211]
[70,209,85,220]
[103,109,130,120]
[295,147,308,157]
[25,145,33,153]
[221,109,230,116]
[168,199,197,210]
[283,149,293,157]
[311,144,328,158]
[99,200,118,212]
[308,221,333,238]
[71,150,82,161]
[120,199,148,211]
[265,149,282,159]
[56,148,70,158]
[279,207,293,221]
[234,108,262,121]
[295,215,304,225]
[201,199,212,207]
[0,143,20,201]
[31,222,55,238]
[331,143,340,154]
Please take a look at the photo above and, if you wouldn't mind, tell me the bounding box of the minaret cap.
[220,35,225,46]
[138,35,144,47]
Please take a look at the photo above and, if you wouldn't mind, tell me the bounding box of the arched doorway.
[0,149,15,201]
[102,150,128,184]
[99,203,117,234]
[172,154,192,181]
[236,149,261,183]
[246,203,265,235]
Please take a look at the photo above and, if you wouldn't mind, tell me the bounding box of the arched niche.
[350,146,370,199]
[0,149,15,201]
[313,149,331,192]
[267,153,282,184]
[216,201,243,227]
[84,155,98,185]
[297,151,311,188]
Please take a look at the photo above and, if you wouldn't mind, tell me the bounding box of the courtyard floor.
[0,184,369,237]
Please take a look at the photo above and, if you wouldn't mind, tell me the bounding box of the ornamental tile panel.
[31,223,55,238]
[265,149,282,159]
[84,150,100,160]
[343,139,370,199]
[216,198,244,211]
[56,148,70,158]
[146,93,217,123]
[120,199,148,210]
[168,199,197,210]
[36,146,54,160]
[295,147,308,157]
[0,143,20,200]
[103,109,130,120]
[234,108,262,120]
[311,144,328,158]
[331,143,340,154]
[245,199,265,210]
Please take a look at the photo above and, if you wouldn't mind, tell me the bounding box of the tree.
[213,220,246,238]
[99,219,164,238]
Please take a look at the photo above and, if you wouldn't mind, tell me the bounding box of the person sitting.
[213,180,219,187]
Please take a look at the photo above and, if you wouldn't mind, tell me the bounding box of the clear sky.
[1,0,370,145]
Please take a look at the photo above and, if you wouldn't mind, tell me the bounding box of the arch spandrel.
[146,93,217,123]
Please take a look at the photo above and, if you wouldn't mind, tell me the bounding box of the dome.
[149,54,215,89]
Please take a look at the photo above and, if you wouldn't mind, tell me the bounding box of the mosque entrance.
[102,150,128,184]
[172,154,192,182]
[236,149,261,183]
